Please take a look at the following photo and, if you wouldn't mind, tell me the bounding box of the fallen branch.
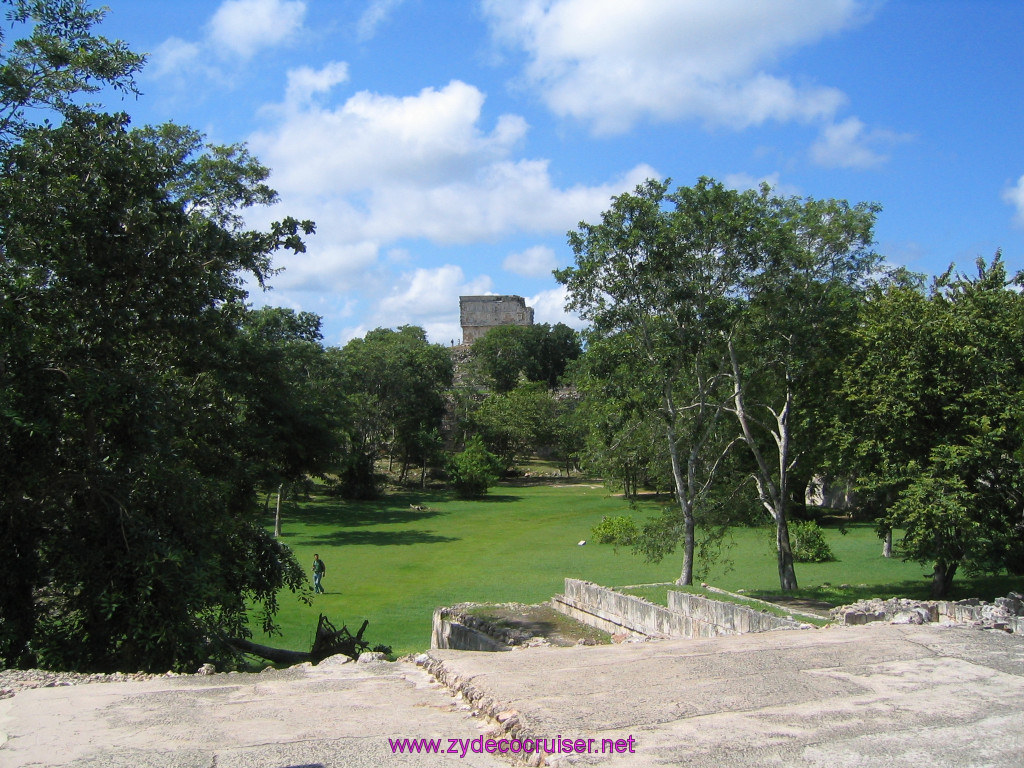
[229,614,372,666]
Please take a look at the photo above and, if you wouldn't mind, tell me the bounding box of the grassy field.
[259,479,1023,658]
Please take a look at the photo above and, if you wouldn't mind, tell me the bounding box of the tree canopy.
[832,256,1024,596]
[0,3,318,670]
[470,322,581,392]
[559,177,880,590]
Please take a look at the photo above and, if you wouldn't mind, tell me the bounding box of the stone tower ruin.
[459,295,534,344]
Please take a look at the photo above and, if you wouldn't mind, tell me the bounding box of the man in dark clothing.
[312,553,326,594]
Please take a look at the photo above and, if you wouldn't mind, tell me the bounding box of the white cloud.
[374,265,493,343]
[357,0,407,41]
[284,62,350,106]
[151,0,307,76]
[245,65,660,344]
[723,172,801,197]
[482,0,871,134]
[250,68,659,247]
[150,37,203,78]
[810,117,911,169]
[251,79,526,198]
[1003,175,1024,228]
[529,285,584,330]
[504,245,558,278]
[207,0,306,59]
[270,240,381,292]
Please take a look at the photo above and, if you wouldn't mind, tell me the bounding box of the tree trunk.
[882,528,892,558]
[666,424,695,586]
[930,560,958,598]
[727,338,797,592]
[274,483,285,538]
[776,514,798,590]
[230,637,312,666]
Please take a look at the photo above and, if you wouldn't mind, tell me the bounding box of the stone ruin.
[833,592,1024,633]
[459,295,534,345]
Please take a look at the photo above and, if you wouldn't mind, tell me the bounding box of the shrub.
[448,436,502,498]
[789,520,835,563]
[592,515,639,547]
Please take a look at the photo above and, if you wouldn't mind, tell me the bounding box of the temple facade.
[459,295,534,344]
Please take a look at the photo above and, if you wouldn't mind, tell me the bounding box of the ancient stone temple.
[459,295,534,344]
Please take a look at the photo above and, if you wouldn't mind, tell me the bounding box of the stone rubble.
[0,668,163,699]
[0,653,364,700]
[832,592,1024,633]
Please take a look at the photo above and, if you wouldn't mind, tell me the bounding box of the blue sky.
[93,0,1024,345]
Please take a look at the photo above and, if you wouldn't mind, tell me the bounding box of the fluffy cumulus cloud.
[207,0,306,59]
[529,285,584,330]
[239,50,665,342]
[810,117,911,169]
[503,245,558,278]
[372,266,493,343]
[248,65,657,277]
[1003,175,1024,228]
[151,0,306,74]
[482,0,871,134]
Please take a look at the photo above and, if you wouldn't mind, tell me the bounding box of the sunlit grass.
[257,481,1023,658]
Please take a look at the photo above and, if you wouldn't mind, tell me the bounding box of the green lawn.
[258,482,1023,658]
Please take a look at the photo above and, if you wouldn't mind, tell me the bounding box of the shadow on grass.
[752,572,1024,607]
[310,528,459,546]
[469,494,521,504]
[284,491,448,528]
[284,489,525,529]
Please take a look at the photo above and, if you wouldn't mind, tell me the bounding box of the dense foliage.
[0,111,316,671]
[831,257,1024,596]
[447,435,502,498]
[788,521,835,564]
[337,326,453,494]
[470,322,581,392]
[558,177,879,590]
[0,3,325,671]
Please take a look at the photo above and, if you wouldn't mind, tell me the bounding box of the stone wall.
[459,295,534,344]
[833,593,1024,634]
[552,579,694,638]
[669,591,807,635]
[431,607,512,652]
[551,579,807,640]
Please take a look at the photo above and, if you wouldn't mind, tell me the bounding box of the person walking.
[312,553,326,594]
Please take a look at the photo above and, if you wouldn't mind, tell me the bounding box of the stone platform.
[3,623,1023,767]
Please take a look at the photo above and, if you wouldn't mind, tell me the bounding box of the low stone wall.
[834,593,1024,634]
[669,591,806,635]
[551,579,807,640]
[431,607,511,652]
[552,579,694,638]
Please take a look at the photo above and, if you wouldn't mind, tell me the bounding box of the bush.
[448,436,502,498]
[789,520,835,563]
[592,515,639,547]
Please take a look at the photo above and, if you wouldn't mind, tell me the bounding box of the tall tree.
[720,189,879,590]
[832,256,1024,597]
[559,178,879,589]
[0,110,315,671]
[338,326,453,490]
[559,179,743,585]
[0,0,144,145]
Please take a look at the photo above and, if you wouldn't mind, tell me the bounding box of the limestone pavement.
[2,623,1023,767]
